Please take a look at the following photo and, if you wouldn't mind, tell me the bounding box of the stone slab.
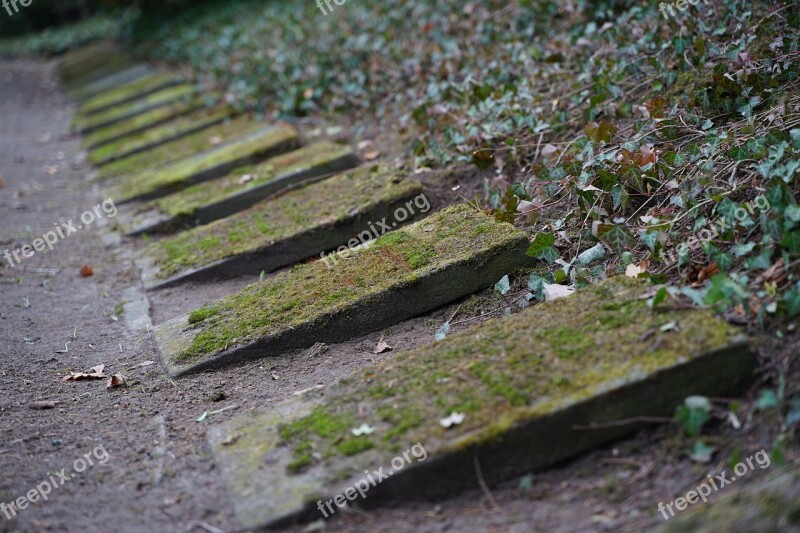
[120,141,359,236]
[69,63,151,102]
[58,41,125,83]
[81,95,216,151]
[88,106,236,167]
[154,204,532,376]
[206,277,754,529]
[655,464,800,531]
[75,84,197,135]
[78,72,185,117]
[109,123,299,203]
[136,164,420,289]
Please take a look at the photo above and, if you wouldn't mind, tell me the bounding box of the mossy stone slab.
[58,41,125,82]
[78,72,185,117]
[136,165,420,289]
[61,49,135,88]
[75,84,197,134]
[154,204,532,376]
[655,465,800,531]
[81,95,216,150]
[121,141,359,236]
[68,63,151,101]
[206,277,754,529]
[88,106,236,167]
[110,123,299,203]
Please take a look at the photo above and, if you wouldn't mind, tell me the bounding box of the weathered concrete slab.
[110,123,299,203]
[69,64,152,102]
[81,95,215,150]
[206,277,754,529]
[655,464,800,531]
[154,205,532,376]
[58,41,124,82]
[75,84,197,134]
[136,164,419,288]
[121,141,358,236]
[88,106,236,167]
[78,72,185,117]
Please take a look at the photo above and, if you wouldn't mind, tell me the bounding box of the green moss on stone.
[92,114,259,180]
[144,165,421,279]
[111,123,298,201]
[82,95,212,149]
[147,140,354,219]
[76,84,196,132]
[272,277,744,471]
[78,72,182,116]
[173,204,523,363]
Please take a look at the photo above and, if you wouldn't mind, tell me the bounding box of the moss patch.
[271,277,744,469]
[78,72,183,116]
[172,204,524,362]
[148,140,355,219]
[146,165,422,278]
[82,94,212,149]
[91,113,258,179]
[75,83,197,132]
[110,123,298,201]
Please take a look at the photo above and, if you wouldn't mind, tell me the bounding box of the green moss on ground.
[268,277,742,470]
[92,113,257,178]
[111,123,298,201]
[146,165,422,278]
[174,204,524,362]
[82,94,212,148]
[76,83,196,131]
[149,140,354,217]
[78,72,183,116]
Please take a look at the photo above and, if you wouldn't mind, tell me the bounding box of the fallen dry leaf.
[373,337,393,354]
[0,177,4,189]
[543,283,575,301]
[625,259,650,278]
[62,364,107,382]
[363,149,381,161]
[80,265,94,277]
[106,373,127,389]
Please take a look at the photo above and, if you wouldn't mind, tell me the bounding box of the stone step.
[78,72,185,117]
[69,64,152,102]
[206,277,753,529]
[88,106,236,167]
[81,94,217,151]
[89,113,260,178]
[58,41,125,83]
[74,84,198,135]
[136,163,419,289]
[121,141,359,236]
[110,123,299,203]
[655,464,799,531]
[154,204,531,376]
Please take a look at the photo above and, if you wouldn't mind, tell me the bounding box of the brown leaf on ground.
[106,373,127,389]
[0,177,4,189]
[62,364,106,382]
[80,265,93,277]
[625,259,650,278]
[374,337,393,354]
[691,262,719,286]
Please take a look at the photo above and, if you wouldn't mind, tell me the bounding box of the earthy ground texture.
[1,0,800,531]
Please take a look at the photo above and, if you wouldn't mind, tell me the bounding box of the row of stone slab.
[61,43,759,531]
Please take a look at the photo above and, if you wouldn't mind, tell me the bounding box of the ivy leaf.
[584,120,616,143]
[784,284,800,316]
[526,232,559,263]
[688,441,716,463]
[576,243,605,266]
[435,321,450,341]
[494,275,511,295]
[528,274,549,300]
[780,231,800,254]
[596,224,630,253]
[756,389,779,410]
[639,231,659,251]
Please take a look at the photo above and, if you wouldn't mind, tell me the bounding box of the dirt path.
[0,59,784,533]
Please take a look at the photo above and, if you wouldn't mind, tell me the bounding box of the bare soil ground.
[0,59,794,533]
